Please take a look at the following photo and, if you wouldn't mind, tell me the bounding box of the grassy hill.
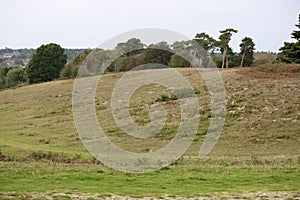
[0,67,299,159]
[0,66,299,198]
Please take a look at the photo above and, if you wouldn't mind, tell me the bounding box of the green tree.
[214,47,239,68]
[6,67,27,86]
[14,58,24,66]
[169,54,190,68]
[171,40,192,51]
[218,28,238,68]
[292,14,300,42]
[115,38,145,56]
[26,43,67,83]
[194,32,218,53]
[0,67,9,88]
[277,42,300,63]
[115,56,140,71]
[143,42,173,66]
[83,49,114,74]
[171,40,194,67]
[60,49,91,78]
[239,37,255,67]
[277,14,300,63]
[194,33,218,67]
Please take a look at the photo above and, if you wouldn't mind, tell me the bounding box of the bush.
[171,88,196,100]
[156,94,170,102]
[156,88,197,102]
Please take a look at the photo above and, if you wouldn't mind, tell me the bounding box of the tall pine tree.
[277,14,300,63]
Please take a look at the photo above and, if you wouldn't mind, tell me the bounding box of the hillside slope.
[0,67,299,161]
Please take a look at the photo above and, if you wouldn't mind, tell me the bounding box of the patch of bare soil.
[1,192,300,200]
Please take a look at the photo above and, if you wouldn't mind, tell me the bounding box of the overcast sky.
[1,0,299,52]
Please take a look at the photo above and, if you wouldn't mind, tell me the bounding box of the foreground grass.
[0,161,299,196]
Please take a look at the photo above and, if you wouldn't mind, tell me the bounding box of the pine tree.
[277,14,300,63]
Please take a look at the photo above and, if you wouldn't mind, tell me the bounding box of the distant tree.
[26,43,67,83]
[170,40,194,67]
[0,47,13,54]
[171,40,193,51]
[193,33,219,67]
[64,49,87,61]
[194,32,218,54]
[60,63,73,79]
[218,28,238,68]
[292,14,300,42]
[277,42,300,63]
[0,67,9,78]
[143,42,174,65]
[6,67,27,86]
[227,47,240,67]
[239,37,255,67]
[169,54,190,68]
[115,38,145,56]
[82,48,113,74]
[0,67,9,88]
[113,56,143,71]
[60,49,91,78]
[277,14,300,63]
[14,58,24,66]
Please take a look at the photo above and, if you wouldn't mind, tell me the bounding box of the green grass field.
[0,67,299,198]
[1,162,300,197]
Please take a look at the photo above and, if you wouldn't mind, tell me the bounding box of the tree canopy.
[169,54,190,68]
[218,28,238,68]
[143,42,174,66]
[26,43,67,83]
[277,14,300,63]
[6,67,27,86]
[115,38,145,56]
[194,32,217,53]
[239,37,255,67]
[60,49,91,78]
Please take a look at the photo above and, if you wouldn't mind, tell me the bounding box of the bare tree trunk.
[208,49,215,68]
[114,63,118,72]
[221,48,227,68]
[240,51,246,67]
[191,48,197,68]
[226,54,229,68]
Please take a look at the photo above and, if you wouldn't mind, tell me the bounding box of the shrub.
[171,88,195,100]
[156,94,170,102]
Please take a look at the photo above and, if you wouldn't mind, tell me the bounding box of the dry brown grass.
[257,63,300,73]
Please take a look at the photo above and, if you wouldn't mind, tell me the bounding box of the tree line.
[0,14,299,88]
[62,28,256,78]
